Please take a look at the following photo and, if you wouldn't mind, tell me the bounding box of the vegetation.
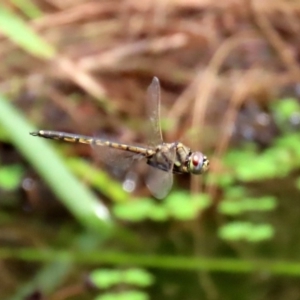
[0,1,300,299]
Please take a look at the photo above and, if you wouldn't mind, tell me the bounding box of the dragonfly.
[30,77,209,199]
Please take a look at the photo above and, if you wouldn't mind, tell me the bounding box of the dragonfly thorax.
[146,143,175,172]
[146,142,209,175]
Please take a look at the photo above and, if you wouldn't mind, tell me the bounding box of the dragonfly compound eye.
[188,152,209,174]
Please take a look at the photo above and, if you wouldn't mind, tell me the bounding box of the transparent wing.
[122,170,139,193]
[146,77,163,147]
[146,167,173,199]
[145,145,176,199]
[91,139,142,178]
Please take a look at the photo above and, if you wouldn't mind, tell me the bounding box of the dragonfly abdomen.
[30,130,96,144]
[30,130,154,156]
[99,141,151,156]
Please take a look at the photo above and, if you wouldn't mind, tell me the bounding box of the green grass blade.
[66,158,129,203]
[0,5,55,59]
[0,94,113,233]
[9,261,72,300]
[10,0,42,19]
[1,247,300,277]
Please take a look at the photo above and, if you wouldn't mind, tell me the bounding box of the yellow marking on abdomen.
[99,141,150,155]
[32,130,155,156]
[78,138,94,144]
[63,137,77,142]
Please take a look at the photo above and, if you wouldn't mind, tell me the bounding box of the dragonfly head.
[187,152,209,174]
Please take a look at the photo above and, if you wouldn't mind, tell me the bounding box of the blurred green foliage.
[1,91,300,298]
[1,3,300,300]
[0,164,24,190]
[90,268,154,288]
[218,222,274,242]
[94,290,149,300]
[113,98,300,245]
[10,0,42,18]
[113,192,211,221]
[90,268,153,300]
[0,5,55,59]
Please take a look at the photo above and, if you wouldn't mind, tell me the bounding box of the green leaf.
[243,196,277,211]
[0,6,55,59]
[224,146,257,167]
[191,193,212,210]
[90,268,154,289]
[123,268,155,287]
[113,199,155,222]
[235,154,278,181]
[275,133,300,162]
[246,224,274,242]
[218,201,243,216]
[0,164,24,190]
[219,196,277,215]
[10,0,42,18]
[218,222,251,240]
[272,98,300,130]
[90,269,123,289]
[164,192,209,220]
[218,222,274,242]
[207,171,235,188]
[148,205,169,221]
[224,187,247,199]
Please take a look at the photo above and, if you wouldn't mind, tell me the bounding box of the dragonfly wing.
[145,144,176,199]
[122,170,140,193]
[91,139,142,178]
[146,77,163,147]
[146,166,173,199]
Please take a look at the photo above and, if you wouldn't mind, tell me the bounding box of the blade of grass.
[9,231,107,300]
[0,6,114,112]
[0,94,113,233]
[9,261,73,300]
[1,247,300,277]
[10,0,43,19]
[66,158,129,203]
[0,5,55,59]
